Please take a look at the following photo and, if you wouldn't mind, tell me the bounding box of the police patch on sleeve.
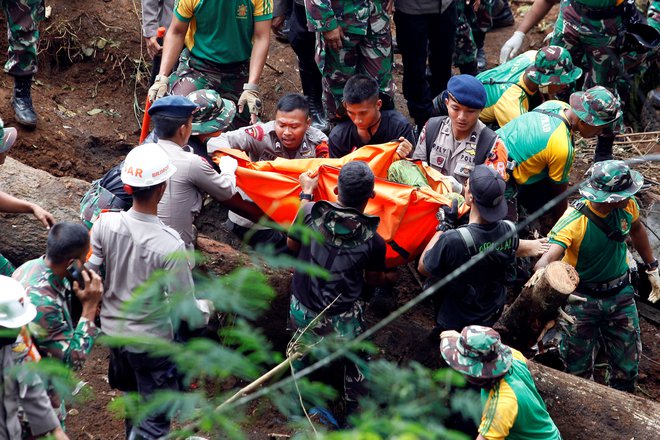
[245,125,265,141]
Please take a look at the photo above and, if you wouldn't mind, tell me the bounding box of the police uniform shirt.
[208,120,328,161]
[89,209,194,347]
[413,117,487,186]
[208,121,328,228]
[157,139,236,247]
[0,345,60,439]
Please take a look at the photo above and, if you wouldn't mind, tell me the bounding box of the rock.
[0,157,89,265]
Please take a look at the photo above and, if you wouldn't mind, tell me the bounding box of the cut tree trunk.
[529,361,660,439]
[0,158,89,265]
[495,261,579,349]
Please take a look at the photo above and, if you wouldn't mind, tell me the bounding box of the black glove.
[436,198,459,232]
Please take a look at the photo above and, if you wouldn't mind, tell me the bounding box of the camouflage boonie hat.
[187,89,236,135]
[310,201,380,249]
[579,160,644,203]
[440,325,513,379]
[569,86,623,127]
[527,46,583,86]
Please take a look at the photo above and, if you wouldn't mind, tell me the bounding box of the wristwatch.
[299,192,313,201]
[642,259,659,271]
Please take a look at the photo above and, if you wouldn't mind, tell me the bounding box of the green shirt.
[496,100,574,186]
[480,349,561,440]
[477,51,537,128]
[548,198,639,283]
[174,0,273,65]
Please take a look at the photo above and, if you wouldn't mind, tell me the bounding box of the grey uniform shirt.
[158,139,236,247]
[142,0,174,38]
[0,345,59,439]
[208,121,328,161]
[208,121,328,227]
[90,209,194,348]
[412,118,487,187]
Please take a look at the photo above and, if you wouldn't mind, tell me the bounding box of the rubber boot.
[12,75,37,128]
[299,65,331,134]
[492,0,515,28]
[594,135,615,162]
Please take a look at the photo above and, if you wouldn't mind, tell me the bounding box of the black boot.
[12,76,37,128]
[457,61,479,76]
[594,135,615,162]
[299,65,330,134]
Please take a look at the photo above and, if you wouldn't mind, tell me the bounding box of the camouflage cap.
[569,86,623,127]
[0,119,17,155]
[440,325,512,379]
[187,89,236,135]
[527,46,583,86]
[579,160,644,203]
[310,200,380,249]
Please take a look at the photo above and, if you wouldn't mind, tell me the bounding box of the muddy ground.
[1,0,658,438]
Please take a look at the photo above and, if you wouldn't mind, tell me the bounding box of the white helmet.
[0,275,37,328]
[121,143,177,188]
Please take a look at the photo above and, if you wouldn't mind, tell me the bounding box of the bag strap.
[573,200,627,242]
[475,127,499,165]
[532,108,572,130]
[425,116,448,164]
[482,78,533,99]
[456,226,479,258]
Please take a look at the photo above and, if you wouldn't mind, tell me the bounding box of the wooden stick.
[216,352,303,410]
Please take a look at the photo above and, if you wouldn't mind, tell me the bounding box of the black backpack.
[424,116,499,166]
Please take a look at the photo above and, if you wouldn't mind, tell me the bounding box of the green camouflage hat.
[569,86,623,127]
[310,200,380,249]
[579,160,644,203]
[440,325,513,379]
[527,46,583,86]
[187,89,236,135]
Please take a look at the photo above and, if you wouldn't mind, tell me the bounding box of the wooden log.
[528,361,660,439]
[495,261,579,349]
[0,158,89,266]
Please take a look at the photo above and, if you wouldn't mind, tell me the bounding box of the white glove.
[219,155,238,175]
[447,175,464,194]
[440,330,460,340]
[500,31,525,64]
[148,74,169,102]
[647,268,660,303]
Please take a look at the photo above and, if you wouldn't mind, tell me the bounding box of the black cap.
[469,165,507,223]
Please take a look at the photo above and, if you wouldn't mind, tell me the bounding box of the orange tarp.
[213,142,468,267]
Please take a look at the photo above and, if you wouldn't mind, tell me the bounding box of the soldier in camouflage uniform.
[304,0,395,120]
[287,162,389,422]
[536,161,660,392]
[453,0,496,74]
[441,326,561,439]
[3,0,45,127]
[13,222,103,423]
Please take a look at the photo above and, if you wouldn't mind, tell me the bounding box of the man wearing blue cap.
[412,75,508,194]
[148,95,239,251]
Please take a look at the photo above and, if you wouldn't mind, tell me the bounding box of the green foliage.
[15,245,477,440]
[9,357,82,404]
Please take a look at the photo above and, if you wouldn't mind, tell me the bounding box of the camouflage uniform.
[169,50,251,128]
[288,295,367,405]
[0,253,16,276]
[12,257,100,370]
[304,0,395,119]
[649,0,660,32]
[2,0,45,76]
[550,161,645,392]
[453,0,495,70]
[550,0,625,90]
